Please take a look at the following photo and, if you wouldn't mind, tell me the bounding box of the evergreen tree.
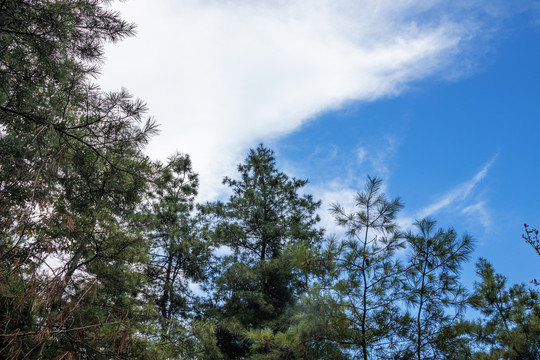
[202,144,322,359]
[467,259,540,360]
[276,281,352,359]
[142,153,212,357]
[401,218,474,360]
[0,1,158,357]
[319,176,404,360]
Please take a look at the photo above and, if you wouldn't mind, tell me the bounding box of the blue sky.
[99,0,540,286]
[273,10,540,286]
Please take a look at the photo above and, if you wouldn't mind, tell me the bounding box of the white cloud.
[355,137,398,178]
[305,139,398,235]
[310,181,359,236]
[416,154,497,219]
[462,201,492,229]
[305,149,497,237]
[98,0,499,200]
[395,153,498,232]
[357,147,367,164]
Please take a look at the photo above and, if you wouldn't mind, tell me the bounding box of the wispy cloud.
[417,153,498,219]
[462,201,492,229]
[355,136,399,179]
[304,148,498,237]
[98,0,521,200]
[311,181,359,236]
[305,138,398,234]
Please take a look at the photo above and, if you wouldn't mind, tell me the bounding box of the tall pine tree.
[467,259,540,359]
[316,176,404,359]
[401,218,474,360]
[0,1,158,357]
[142,153,213,358]
[202,144,322,359]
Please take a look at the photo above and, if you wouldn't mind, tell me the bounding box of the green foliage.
[141,153,213,357]
[0,1,158,358]
[145,154,206,319]
[282,285,352,359]
[201,144,322,358]
[293,179,480,360]
[467,259,540,359]
[311,176,405,360]
[1,2,539,358]
[402,218,474,360]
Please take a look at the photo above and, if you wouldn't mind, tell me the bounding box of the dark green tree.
[273,282,352,359]
[202,144,322,359]
[401,218,474,360]
[467,259,540,360]
[142,153,213,357]
[0,1,158,358]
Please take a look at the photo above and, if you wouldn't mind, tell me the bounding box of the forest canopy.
[0,1,538,359]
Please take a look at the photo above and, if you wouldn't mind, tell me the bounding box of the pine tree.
[401,218,474,360]
[142,153,213,357]
[467,259,540,359]
[0,1,158,357]
[320,176,404,360]
[201,144,322,359]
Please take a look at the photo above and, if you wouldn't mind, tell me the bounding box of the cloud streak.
[462,201,492,229]
[417,153,498,219]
